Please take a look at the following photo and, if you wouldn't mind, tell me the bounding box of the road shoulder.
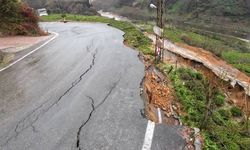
[0,32,58,72]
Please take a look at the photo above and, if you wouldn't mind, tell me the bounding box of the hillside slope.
[167,0,250,17]
[94,0,250,21]
[24,0,97,15]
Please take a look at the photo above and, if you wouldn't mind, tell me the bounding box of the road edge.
[0,31,59,72]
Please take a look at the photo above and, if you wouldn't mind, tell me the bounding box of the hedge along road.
[0,22,185,150]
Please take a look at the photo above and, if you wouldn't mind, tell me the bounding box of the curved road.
[0,22,184,150]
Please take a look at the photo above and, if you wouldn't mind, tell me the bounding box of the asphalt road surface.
[0,22,185,150]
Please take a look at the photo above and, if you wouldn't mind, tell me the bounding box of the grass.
[41,14,153,55]
[158,64,250,150]
[42,14,111,23]
[0,52,14,67]
[137,21,250,76]
[222,51,250,76]
[163,27,250,76]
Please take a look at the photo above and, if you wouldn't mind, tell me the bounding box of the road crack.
[76,78,121,150]
[76,96,95,149]
[0,49,98,148]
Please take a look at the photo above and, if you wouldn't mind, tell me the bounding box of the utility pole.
[154,0,164,62]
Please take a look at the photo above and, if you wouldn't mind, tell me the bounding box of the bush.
[212,112,226,126]
[0,1,42,36]
[218,109,231,120]
[238,138,250,150]
[61,14,66,18]
[214,93,225,107]
[195,72,203,80]
[230,107,243,117]
[208,124,242,150]
[0,0,19,22]
[203,132,220,150]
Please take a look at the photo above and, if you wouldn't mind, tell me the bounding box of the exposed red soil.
[148,34,250,103]
[140,54,182,124]
[163,48,250,113]
[177,43,250,84]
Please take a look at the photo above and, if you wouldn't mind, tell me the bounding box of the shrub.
[0,0,19,22]
[214,93,225,107]
[230,107,243,117]
[224,140,240,150]
[0,1,42,36]
[61,13,66,18]
[195,72,203,80]
[238,138,250,150]
[203,132,220,150]
[212,112,225,126]
[218,109,231,120]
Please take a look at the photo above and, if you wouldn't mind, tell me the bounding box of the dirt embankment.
[139,54,181,124]
[163,48,250,112]
[148,34,250,98]
[139,53,200,150]
[147,34,250,110]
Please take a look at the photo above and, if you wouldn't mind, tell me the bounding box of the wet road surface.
[0,22,185,150]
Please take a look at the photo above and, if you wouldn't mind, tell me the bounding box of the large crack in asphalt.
[0,49,98,148]
[76,77,121,150]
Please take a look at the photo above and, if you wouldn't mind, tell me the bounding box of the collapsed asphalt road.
[0,22,185,150]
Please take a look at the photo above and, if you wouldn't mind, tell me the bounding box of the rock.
[162,107,167,111]
[172,105,177,110]
[194,138,202,150]
[166,112,171,117]
[145,83,151,94]
[152,74,157,80]
[194,128,200,135]
[140,88,143,95]
[193,128,202,150]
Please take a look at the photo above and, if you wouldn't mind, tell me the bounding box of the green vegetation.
[222,51,250,76]
[0,0,43,36]
[135,23,250,76]
[230,107,243,117]
[214,93,225,107]
[41,14,111,23]
[218,109,231,120]
[158,64,250,150]
[162,27,250,76]
[167,0,250,17]
[41,14,153,55]
[0,52,14,67]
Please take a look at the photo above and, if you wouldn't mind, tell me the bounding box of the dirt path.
[147,34,250,97]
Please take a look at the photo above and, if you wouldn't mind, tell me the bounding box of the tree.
[0,0,43,36]
[0,0,19,22]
